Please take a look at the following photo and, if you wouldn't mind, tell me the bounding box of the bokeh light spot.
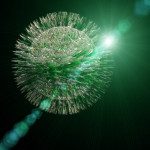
[39,99,51,111]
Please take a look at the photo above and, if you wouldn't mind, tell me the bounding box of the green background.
[0,0,150,149]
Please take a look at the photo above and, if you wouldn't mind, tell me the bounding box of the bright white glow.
[103,35,116,48]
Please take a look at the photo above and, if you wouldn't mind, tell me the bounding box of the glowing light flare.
[102,34,116,48]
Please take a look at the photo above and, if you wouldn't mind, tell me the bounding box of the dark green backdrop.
[0,0,150,149]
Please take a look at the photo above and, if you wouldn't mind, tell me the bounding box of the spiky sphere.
[13,12,113,114]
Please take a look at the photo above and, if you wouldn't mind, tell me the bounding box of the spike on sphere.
[13,12,113,114]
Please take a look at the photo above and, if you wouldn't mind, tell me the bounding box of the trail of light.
[0,99,52,150]
[0,108,42,150]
